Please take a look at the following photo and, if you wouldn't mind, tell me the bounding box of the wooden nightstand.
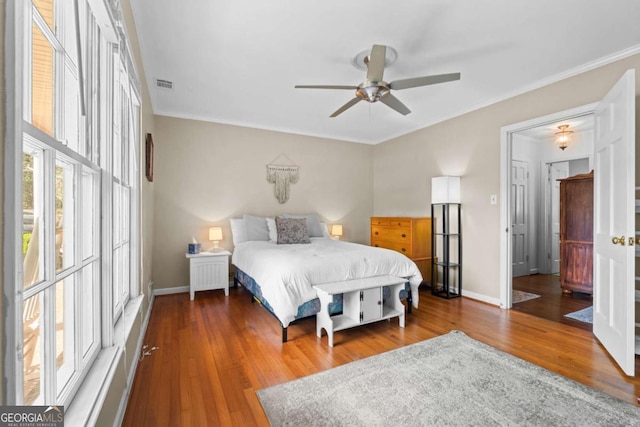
[185,250,231,300]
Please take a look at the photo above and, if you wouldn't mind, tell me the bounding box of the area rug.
[512,289,541,304]
[257,331,640,426]
[564,306,593,324]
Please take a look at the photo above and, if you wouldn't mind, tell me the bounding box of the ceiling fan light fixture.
[294,44,461,117]
[356,83,390,102]
[555,124,573,151]
[352,46,398,71]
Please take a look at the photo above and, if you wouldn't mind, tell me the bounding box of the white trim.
[460,290,500,307]
[87,0,118,43]
[3,0,25,405]
[499,103,598,310]
[64,346,121,426]
[153,286,190,296]
[113,295,143,347]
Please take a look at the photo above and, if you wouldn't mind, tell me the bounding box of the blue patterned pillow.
[276,217,311,244]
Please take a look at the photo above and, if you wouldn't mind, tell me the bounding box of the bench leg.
[316,291,334,347]
[393,284,406,328]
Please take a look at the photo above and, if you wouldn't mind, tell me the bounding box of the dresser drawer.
[371,226,412,243]
[387,218,411,228]
[370,217,390,226]
[371,239,413,257]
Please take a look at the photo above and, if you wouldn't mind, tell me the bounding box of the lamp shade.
[554,124,573,151]
[209,227,223,241]
[431,176,461,204]
[331,224,343,237]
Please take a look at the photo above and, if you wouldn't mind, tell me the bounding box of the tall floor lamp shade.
[431,176,461,204]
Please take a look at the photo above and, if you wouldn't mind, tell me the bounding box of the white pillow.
[320,222,331,238]
[266,217,277,242]
[229,218,247,246]
[243,214,270,241]
[282,213,323,237]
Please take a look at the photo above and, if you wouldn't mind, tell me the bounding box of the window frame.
[4,0,142,409]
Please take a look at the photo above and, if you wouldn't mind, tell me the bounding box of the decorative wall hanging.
[266,154,299,204]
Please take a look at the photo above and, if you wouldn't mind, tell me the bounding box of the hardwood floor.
[512,273,593,330]
[122,285,640,426]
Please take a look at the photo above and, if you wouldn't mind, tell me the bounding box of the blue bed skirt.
[234,268,410,325]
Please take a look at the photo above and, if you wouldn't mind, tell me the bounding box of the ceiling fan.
[295,44,461,118]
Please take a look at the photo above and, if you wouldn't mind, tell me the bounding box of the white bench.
[313,275,407,347]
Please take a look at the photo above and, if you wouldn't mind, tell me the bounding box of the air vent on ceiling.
[155,78,173,90]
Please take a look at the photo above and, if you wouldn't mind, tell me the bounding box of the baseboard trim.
[461,289,500,307]
[153,286,189,296]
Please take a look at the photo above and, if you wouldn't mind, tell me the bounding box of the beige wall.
[152,116,373,290]
[373,53,640,301]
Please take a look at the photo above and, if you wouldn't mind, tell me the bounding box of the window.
[9,0,141,408]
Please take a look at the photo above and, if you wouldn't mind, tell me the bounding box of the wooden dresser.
[559,172,593,294]
[370,217,432,284]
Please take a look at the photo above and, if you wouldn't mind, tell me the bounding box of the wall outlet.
[490,194,498,205]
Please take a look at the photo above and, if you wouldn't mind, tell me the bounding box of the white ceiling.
[517,116,594,142]
[129,0,640,145]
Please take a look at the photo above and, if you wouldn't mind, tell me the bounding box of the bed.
[230,214,423,342]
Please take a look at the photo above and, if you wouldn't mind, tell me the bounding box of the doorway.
[507,114,595,327]
[500,70,637,376]
[499,102,597,308]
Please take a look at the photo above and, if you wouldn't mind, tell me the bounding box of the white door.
[512,160,528,277]
[549,162,569,274]
[593,69,635,376]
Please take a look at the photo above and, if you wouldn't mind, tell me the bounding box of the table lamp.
[209,227,223,252]
[331,224,343,240]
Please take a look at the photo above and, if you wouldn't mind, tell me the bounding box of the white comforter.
[232,238,422,327]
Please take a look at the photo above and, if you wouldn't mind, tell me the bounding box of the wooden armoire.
[559,171,594,294]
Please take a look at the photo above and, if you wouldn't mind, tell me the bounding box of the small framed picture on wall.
[145,133,154,182]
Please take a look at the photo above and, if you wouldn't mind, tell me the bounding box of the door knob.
[611,236,626,245]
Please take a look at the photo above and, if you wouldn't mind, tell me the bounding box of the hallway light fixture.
[554,124,573,151]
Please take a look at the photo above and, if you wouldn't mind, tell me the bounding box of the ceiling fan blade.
[380,94,411,115]
[389,73,461,90]
[330,98,362,118]
[295,85,357,90]
[366,45,386,82]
